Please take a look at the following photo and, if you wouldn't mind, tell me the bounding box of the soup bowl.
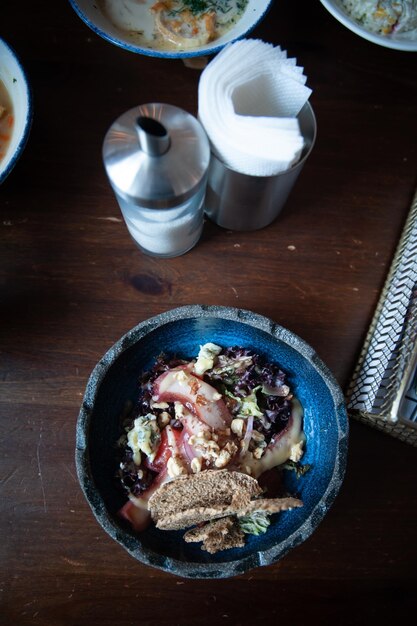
[320,0,417,51]
[0,38,32,184]
[68,0,274,59]
[76,305,348,578]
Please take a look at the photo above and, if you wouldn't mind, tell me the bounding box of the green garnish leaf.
[238,511,271,536]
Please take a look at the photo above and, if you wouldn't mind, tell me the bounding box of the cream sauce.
[99,0,248,50]
[241,399,306,479]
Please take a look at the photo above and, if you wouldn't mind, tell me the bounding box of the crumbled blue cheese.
[127,413,161,465]
[193,342,222,376]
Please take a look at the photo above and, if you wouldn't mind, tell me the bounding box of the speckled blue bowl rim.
[68,0,274,59]
[76,305,348,578]
[0,38,33,184]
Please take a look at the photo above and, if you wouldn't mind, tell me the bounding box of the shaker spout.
[136,116,170,156]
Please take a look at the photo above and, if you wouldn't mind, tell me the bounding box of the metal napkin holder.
[346,190,417,446]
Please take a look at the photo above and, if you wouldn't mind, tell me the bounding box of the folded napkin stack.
[198,39,312,177]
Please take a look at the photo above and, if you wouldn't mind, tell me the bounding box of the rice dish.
[341,0,417,35]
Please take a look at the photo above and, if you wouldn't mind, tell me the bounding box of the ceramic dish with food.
[68,0,273,58]
[320,0,417,50]
[76,305,348,578]
[0,38,32,184]
[117,342,306,553]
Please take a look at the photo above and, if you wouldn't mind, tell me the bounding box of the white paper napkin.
[198,39,312,177]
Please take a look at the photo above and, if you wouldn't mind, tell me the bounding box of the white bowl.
[68,0,273,59]
[0,39,32,184]
[320,0,417,51]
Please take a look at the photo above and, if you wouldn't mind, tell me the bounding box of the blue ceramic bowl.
[76,305,348,578]
[68,1,273,59]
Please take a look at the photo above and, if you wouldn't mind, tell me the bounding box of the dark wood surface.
[1,1,417,624]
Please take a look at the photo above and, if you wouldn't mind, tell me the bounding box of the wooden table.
[1,1,417,624]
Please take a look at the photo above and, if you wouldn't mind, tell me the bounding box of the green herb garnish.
[176,1,247,16]
[238,511,271,536]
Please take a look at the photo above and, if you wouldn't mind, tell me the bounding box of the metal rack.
[346,190,417,446]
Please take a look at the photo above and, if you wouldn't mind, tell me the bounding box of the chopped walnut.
[289,441,304,462]
[214,441,238,468]
[196,393,208,406]
[167,455,187,478]
[252,446,265,460]
[206,440,221,453]
[214,450,231,468]
[189,433,237,468]
[188,434,220,460]
[251,430,265,443]
[190,378,201,395]
[191,457,202,473]
[250,429,267,459]
[157,411,171,428]
[231,418,245,437]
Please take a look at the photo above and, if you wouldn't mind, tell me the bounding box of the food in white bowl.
[342,0,417,35]
[117,342,308,553]
[0,79,14,165]
[100,0,249,50]
[68,0,273,58]
[0,39,32,183]
[320,0,417,49]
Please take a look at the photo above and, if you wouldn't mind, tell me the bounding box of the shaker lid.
[102,103,210,209]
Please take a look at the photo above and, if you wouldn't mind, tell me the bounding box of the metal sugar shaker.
[102,103,210,258]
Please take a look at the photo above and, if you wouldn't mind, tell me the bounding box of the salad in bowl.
[76,305,348,578]
[117,343,307,553]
